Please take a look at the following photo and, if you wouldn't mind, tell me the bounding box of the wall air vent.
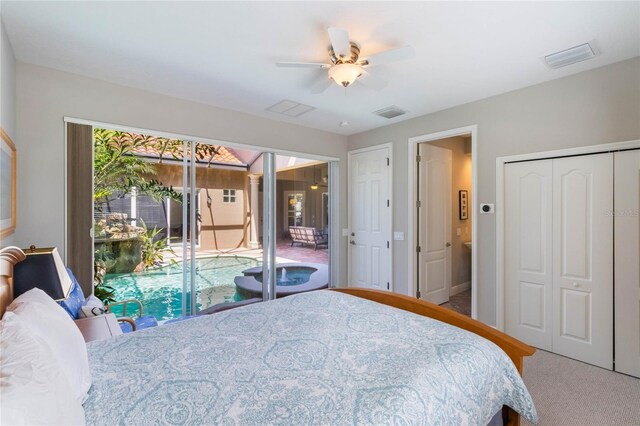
[266,99,315,117]
[374,106,407,119]
[544,43,596,69]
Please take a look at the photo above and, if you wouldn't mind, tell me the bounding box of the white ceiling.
[2,1,639,136]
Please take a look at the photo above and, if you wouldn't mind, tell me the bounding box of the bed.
[0,247,537,425]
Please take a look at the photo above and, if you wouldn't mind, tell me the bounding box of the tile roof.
[127,137,244,166]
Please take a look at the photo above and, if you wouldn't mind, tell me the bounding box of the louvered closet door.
[504,160,553,351]
[614,149,640,378]
[552,153,613,369]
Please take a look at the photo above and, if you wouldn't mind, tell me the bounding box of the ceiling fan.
[276,27,415,94]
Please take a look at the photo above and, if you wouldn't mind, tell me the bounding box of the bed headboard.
[0,246,26,318]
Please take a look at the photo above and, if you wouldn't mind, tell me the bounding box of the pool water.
[253,267,314,286]
[104,256,260,320]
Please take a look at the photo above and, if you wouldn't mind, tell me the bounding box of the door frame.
[347,142,393,291]
[407,125,478,319]
[495,138,640,330]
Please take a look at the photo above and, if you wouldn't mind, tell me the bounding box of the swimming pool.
[104,256,261,320]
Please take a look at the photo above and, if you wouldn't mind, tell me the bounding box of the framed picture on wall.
[459,190,468,220]
[0,128,17,238]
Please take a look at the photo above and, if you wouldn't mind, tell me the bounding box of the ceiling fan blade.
[276,62,330,69]
[357,70,388,91]
[310,75,333,94]
[328,27,351,59]
[359,45,415,67]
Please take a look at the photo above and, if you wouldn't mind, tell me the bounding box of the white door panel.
[348,147,390,291]
[505,160,553,350]
[614,149,640,378]
[552,153,613,369]
[418,144,451,304]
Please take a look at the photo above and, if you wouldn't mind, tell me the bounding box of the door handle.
[350,240,356,245]
[445,242,451,247]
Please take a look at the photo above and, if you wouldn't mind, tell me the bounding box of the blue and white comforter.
[85,290,537,425]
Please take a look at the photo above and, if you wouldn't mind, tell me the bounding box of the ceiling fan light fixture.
[328,63,362,87]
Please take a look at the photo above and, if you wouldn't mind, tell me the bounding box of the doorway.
[408,126,478,318]
[347,143,392,291]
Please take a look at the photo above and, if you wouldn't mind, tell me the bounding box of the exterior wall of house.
[348,57,640,324]
[276,164,328,239]
[152,163,249,251]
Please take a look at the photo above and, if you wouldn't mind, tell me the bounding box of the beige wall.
[154,163,249,250]
[276,164,328,238]
[0,17,17,247]
[425,136,472,288]
[349,58,640,325]
[14,62,349,283]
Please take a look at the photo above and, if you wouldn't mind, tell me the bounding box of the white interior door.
[348,147,390,290]
[418,144,452,304]
[504,159,553,351]
[552,153,613,369]
[614,149,640,378]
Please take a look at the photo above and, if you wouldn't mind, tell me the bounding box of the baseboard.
[450,281,471,296]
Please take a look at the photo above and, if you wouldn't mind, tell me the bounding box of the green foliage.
[139,220,176,270]
[93,252,117,304]
[93,129,222,209]
[93,129,183,208]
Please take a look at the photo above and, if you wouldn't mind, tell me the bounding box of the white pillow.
[0,312,86,425]
[78,295,107,318]
[7,288,92,403]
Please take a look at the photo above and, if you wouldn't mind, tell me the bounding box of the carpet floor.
[440,289,471,316]
[522,349,640,425]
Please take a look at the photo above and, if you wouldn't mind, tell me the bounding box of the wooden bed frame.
[331,287,535,426]
[0,247,533,425]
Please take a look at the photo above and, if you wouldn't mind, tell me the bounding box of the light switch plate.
[393,232,405,241]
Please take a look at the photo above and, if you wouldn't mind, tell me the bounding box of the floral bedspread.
[85,290,537,425]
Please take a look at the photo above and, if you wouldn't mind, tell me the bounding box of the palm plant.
[139,220,176,270]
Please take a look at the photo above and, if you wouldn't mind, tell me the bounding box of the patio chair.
[288,226,328,250]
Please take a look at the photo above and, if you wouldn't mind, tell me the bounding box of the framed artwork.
[1,128,16,238]
[459,190,468,220]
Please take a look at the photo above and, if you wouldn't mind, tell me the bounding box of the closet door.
[504,160,553,350]
[552,153,613,369]
[614,149,640,378]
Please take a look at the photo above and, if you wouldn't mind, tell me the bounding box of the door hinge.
[387,282,390,290]
[387,199,390,207]
[416,200,421,208]
[416,155,421,163]
[416,290,421,299]
[386,157,390,166]
[416,246,421,253]
[386,241,390,249]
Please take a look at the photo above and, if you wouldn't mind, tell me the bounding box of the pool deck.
[166,239,328,265]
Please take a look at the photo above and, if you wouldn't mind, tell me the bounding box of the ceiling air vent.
[544,43,596,69]
[266,100,315,117]
[374,106,406,119]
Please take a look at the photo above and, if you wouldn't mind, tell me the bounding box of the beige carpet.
[522,350,640,425]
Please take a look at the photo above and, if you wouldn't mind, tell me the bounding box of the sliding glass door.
[85,124,334,321]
